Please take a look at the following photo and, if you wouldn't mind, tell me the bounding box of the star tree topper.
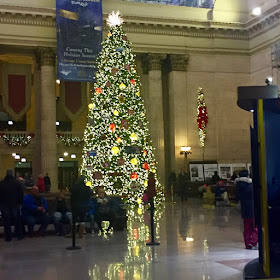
[106,11,123,27]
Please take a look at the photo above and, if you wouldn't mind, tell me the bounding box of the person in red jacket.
[147,172,156,200]
[37,175,45,193]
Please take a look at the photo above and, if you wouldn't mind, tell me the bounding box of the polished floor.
[0,199,258,280]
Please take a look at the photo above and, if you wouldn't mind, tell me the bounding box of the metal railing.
[122,0,213,8]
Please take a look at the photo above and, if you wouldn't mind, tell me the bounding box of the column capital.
[35,47,56,68]
[169,54,189,72]
[141,53,166,73]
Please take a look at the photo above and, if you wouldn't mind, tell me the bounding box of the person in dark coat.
[210,171,220,185]
[22,186,50,237]
[53,192,72,236]
[44,173,51,192]
[67,176,92,238]
[0,169,24,241]
[178,167,188,202]
[235,169,258,249]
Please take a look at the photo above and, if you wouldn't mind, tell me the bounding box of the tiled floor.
[0,199,258,280]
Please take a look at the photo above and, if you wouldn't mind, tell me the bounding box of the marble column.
[168,54,189,173]
[33,61,41,183]
[142,53,166,187]
[35,47,58,191]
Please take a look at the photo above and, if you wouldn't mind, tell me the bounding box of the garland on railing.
[56,133,84,146]
[0,133,35,146]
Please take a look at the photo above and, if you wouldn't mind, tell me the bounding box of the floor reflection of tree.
[90,204,165,280]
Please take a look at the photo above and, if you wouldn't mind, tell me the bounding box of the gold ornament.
[130,133,138,141]
[86,181,92,187]
[144,180,148,187]
[116,137,122,143]
[111,146,119,154]
[135,92,140,96]
[119,83,126,89]
[137,198,142,205]
[88,103,95,109]
[113,110,119,116]
[130,158,138,165]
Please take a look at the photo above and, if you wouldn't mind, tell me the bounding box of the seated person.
[22,186,50,237]
[94,187,116,232]
[214,180,229,205]
[53,192,72,236]
[86,198,96,233]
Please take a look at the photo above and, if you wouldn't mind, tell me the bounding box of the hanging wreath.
[0,133,35,146]
[56,133,84,146]
[197,87,208,147]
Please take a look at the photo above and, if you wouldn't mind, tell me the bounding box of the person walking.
[178,167,188,202]
[235,169,258,249]
[0,169,24,241]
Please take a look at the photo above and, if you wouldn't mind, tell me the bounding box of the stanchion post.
[146,200,160,246]
[171,184,176,204]
[66,213,81,250]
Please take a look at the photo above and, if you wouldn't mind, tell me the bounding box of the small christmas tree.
[197,87,208,147]
[80,11,164,205]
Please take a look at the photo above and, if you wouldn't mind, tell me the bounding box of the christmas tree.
[80,11,164,205]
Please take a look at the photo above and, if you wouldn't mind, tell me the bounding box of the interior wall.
[175,52,252,168]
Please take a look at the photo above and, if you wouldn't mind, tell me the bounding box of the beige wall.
[179,53,252,167]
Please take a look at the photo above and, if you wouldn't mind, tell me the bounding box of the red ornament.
[95,87,102,94]
[29,133,35,138]
[0,133,4,138]
[130,171,138,180]
[130,79,136,85]
[109,123,116,132]
[57,133,62,138]
[143,150,147,156]
[142,162,149,170]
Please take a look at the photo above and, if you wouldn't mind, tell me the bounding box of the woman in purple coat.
[235,170,258,249]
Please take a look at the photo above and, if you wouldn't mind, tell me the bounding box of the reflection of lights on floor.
[186,237,194,242]
[203,239,209,255]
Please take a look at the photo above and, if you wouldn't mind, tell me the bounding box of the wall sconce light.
[14,154,20,160]
[59,157,64,162]
[180,146,192,157]
[8,120,13,125]
[21,158,27,162]
[64,152,68,156]
[71,154,76,159]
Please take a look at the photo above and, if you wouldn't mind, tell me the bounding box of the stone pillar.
[142,53,166,187]
[35,47,58,191]
[33,61,41,183]
[168,54,189,173]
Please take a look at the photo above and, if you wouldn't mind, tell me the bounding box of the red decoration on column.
[197,87,208,147]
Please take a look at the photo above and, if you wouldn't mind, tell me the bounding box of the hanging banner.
[56,0,102,82]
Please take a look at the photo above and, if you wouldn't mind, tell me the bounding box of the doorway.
[58,161,78,190]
